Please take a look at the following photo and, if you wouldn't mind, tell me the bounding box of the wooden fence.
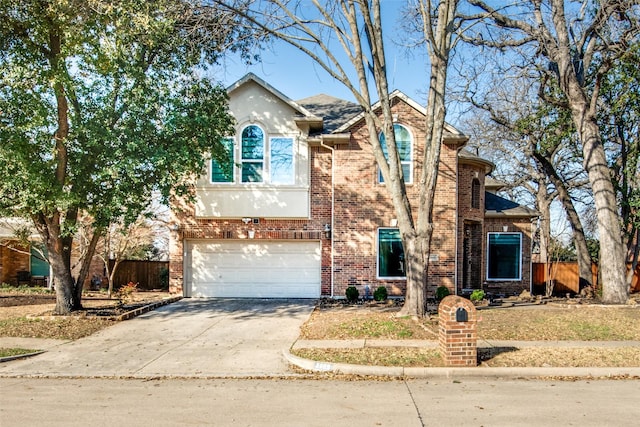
[532,262,640,294]
[108,260,169,291]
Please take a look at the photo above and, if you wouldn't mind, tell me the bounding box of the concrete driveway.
[0,298,315,378]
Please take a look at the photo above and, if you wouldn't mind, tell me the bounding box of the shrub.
[373,286,388,301]
[345,286,359,302]
[116,282,138,305]
[436,285,450,300]
[470,289,485,302]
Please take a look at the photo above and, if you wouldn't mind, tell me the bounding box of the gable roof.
[329,90,468,142]
[227,73,322,128]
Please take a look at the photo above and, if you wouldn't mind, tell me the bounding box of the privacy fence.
[108,260,169,291]
[532,262,640,294]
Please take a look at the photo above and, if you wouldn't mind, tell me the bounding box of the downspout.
[320,140,335,298]
[454,148,460,295]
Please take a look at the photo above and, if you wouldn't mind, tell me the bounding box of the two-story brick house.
[169,73,537,299]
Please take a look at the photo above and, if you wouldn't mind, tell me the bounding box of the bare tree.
[216,0,460,317]
[462,0,640,303]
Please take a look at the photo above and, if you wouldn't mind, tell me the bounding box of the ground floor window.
[378,228,405,278]
[487,232,522,281]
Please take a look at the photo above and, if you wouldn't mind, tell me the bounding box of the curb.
[282,349,640,379]
[109,296,183,321]
[0,350,46,364]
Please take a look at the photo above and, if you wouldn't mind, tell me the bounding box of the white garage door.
[186,241,321,298]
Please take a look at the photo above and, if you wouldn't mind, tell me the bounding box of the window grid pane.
[241,125,264,183]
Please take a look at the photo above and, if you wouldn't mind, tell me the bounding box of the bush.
[116,282,138,305]
[436,285,450,300]
[470,289,485,302]
[373,286,388,301]
[345,286,359,302]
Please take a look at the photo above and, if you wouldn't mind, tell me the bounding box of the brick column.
[438,295,478,367]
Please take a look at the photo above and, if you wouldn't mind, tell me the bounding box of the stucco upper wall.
[194,79,312,219]
[228,80,305,135]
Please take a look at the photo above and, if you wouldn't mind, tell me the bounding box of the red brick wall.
[456,164,486,292]
[0,243,30,285]
[329,99,459,298]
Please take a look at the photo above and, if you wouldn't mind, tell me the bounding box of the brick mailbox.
[438,295,478,367]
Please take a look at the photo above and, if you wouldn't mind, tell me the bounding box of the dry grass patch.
[293,347,445,367]
[301,305,640,341]
[300,308,436,340]
[477,306,640,341]
[0,289,171,340]
[296,303,640,368]
[0,317,116,340]
[479,347,640,368]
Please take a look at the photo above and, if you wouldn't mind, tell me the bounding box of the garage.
[185,241,321,298]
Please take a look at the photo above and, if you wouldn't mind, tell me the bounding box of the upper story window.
[471,178,481,209]
[211,137,235,183]
[378,124,413,184]
[487,232,522,281]
[241,125,265,183]
[269,137,294,184]
[211,125,296,185]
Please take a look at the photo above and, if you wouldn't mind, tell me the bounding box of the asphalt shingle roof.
[297,94,363,134]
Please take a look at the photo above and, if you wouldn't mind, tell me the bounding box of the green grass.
[0,347,40,358]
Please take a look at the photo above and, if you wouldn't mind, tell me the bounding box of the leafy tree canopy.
[0,0,256,312]
[0,0,244,227]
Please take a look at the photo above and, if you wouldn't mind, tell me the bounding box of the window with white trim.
[241,125,264,183]
[487,232,522,281]
[269,137,294,184]
[378,124,413,184]
[377,228,406,278]
[211,137,235,183]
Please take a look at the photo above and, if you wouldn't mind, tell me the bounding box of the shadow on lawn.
[478,346,519,363]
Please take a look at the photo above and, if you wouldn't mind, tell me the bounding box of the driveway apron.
[0,298,315,378]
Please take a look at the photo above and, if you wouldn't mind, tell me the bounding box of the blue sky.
[210,2,431,105]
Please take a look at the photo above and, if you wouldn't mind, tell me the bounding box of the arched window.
[378,124,413,184]
[471,178,480,209]
[241,125,264,182]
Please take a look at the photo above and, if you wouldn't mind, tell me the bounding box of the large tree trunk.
[576,119,627,302]
[401,234,428,318]
[34,212,80,314]
[551,4,627,304]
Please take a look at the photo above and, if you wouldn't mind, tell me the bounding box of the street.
[1,377,638,426]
